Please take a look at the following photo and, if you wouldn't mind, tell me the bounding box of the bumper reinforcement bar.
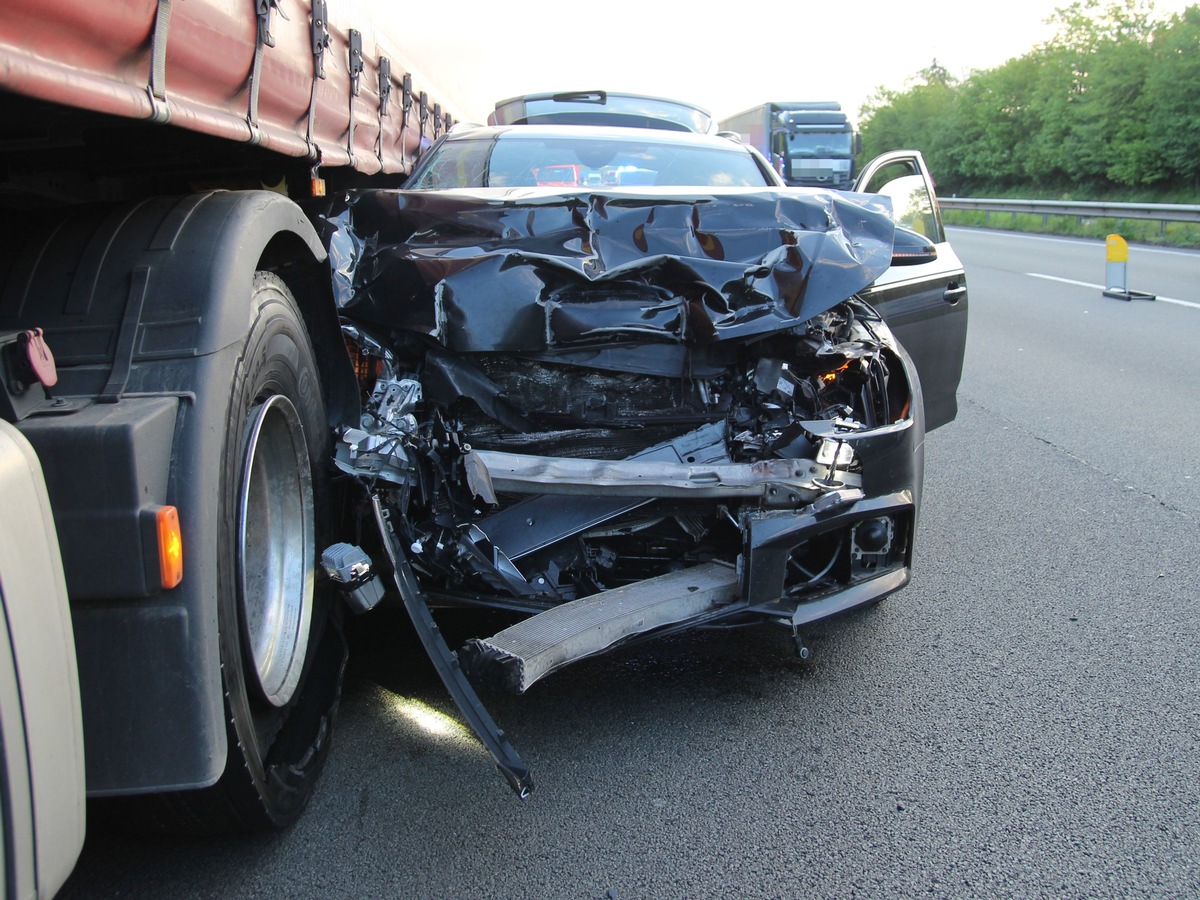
[371,494,534,799]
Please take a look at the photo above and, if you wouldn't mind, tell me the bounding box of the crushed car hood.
[326,187,896,351]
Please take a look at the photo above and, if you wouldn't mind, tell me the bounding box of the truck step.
[458,561,739,694]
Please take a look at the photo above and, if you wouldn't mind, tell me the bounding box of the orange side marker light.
[157,506,183,589]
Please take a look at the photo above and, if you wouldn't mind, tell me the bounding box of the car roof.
[489,90,715,133]
[441,123,748,150]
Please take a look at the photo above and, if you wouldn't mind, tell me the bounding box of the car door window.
[861,161,942,243]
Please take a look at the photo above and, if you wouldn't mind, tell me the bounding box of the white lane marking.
[946,226,1200,257]
[1026,272,1200,309]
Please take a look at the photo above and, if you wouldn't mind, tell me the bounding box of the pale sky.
[366,0,1193,127]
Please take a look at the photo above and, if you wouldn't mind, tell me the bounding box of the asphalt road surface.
[60,229,1200,899]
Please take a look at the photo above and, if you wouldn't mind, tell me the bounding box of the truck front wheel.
[209,271,345,830]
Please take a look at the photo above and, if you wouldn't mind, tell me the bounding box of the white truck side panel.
[0,420,86,898]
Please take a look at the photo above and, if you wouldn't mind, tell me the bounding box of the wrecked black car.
[323,126,967,793]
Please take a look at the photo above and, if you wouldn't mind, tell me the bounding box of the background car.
[488,90,717,133]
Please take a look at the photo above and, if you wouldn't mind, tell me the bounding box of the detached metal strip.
[465,449,829,501]
[460,561,740,694]
[370,495,533,798]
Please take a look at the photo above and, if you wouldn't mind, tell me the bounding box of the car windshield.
[407,133,772,190]
[786,132,855,157]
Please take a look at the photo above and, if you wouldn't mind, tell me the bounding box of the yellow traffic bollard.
[1102,234,1156,301]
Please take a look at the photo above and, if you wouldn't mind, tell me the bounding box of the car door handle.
[943,283,966,305]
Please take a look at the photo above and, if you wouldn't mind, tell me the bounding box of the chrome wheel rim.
[238,394,314,708]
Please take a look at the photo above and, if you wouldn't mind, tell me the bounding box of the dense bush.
[859,1,1200,201]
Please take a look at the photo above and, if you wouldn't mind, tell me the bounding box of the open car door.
[855,150,967,431]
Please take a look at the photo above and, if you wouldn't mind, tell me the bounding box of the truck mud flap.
[370,495,533,798]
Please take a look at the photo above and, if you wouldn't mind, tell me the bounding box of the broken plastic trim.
[371,494,534,798]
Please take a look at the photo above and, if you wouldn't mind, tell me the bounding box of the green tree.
[1022,40,1085,186]
[951,56,1047,191]
[1045,0,1159,186]
[858,62,959,183]
[1145,6,1200,189]
[858,1,1198,197]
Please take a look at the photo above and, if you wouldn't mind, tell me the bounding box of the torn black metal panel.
[421,345,531,433]
[326,208,369,310]
[521,342,734,379]
[327,188,895,350]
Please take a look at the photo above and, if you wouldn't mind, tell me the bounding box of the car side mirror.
[891,226,938,266]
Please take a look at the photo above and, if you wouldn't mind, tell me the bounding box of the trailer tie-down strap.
[370,495,534,798]
[399,74,412,171]
[345,29,363,168]
[305,0,331,158]
[247,0,284,141]
[376,57,391,169]
[146,0,173,123]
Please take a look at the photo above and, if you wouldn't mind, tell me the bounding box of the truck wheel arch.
[1,190,355,810]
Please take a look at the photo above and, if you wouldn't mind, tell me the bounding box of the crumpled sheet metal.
[327,187,896,351]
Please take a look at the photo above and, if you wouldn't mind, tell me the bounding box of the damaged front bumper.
[332,331,921,780]
[335,394,917,798]
[336,397,918,797]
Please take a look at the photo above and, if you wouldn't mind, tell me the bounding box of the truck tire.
[209,271,346,830]
[120,271,346,833]
[208,271,346,831]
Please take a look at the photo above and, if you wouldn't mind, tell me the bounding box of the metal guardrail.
[940,197,1200,225]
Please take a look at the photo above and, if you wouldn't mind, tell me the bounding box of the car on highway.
[323,123,967,787]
